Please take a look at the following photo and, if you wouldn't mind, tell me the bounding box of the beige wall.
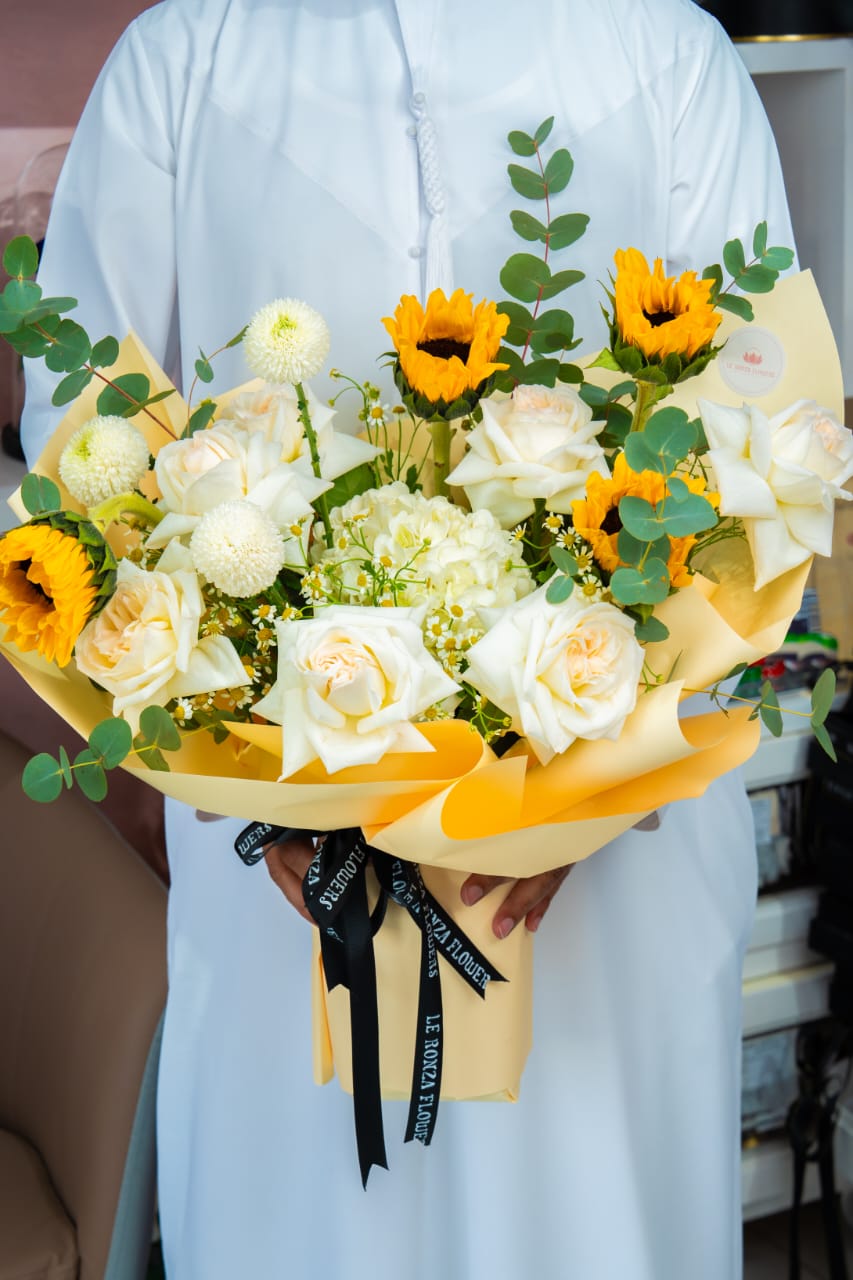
[0,0,154,427]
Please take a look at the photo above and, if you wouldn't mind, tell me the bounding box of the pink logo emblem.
[742,350,763,366]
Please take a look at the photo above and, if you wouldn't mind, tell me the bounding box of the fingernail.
[495,916,515,939]
[527,915,541,933]
[461,884,484,906]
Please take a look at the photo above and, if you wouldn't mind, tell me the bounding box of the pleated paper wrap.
[2,271,843,1103]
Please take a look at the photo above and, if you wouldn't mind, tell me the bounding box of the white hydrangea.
[190,499,286,598]
[243,298,330,385]
[314,482,535,663]
[59,415,151,507]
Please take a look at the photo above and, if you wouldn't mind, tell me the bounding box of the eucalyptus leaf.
[325,461,377,509]
[226,325,248,349]
[623,434,662,474]
[3,279,42,313]
[578,383,609,407]
[89,718,134,769]
[96,372,151,418]
[667,476,691,503]
[617,529,669,568]
[634,615,670,644]
[22,753,64,803]
[701,263,723,298]
[21,472,61,515]
[546,213,589,251]
[52,368,94,407]
[138,704,182,751]
[550,546,578,575]
[759,680,784,738]
[546,574,573,604]
[543,149,574,194]
[500,253,551,303]
[810,667,836,725]
[510,210,548,242]
[186,400,217,436]
[658,493,718,536]
[3,235,39,279]
[723,237,746,278]
[73,750,109,802]
[610,560,670,605]
[753,222,768,258]
[507,164,547,200]
[762,246,795,272]
[508,130,536,157]
[533,117,554,146]
[43,319,91,373]
[540,268,584,299]
[619,496,663,542]
[58,745,72,788]
[812,720,838,763]
[520,357,560,386]
[715,293,754,322]
[90,335,119,368]
[555,362,584,385]
[644,407,697,463]
[195,355,214,383]
[739,263,778,294]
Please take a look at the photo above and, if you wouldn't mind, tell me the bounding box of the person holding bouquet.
[20,1,795,1276]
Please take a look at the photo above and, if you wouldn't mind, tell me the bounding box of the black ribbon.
[235,820,506,1186]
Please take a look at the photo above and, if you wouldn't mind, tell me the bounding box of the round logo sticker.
[718,326,786,398]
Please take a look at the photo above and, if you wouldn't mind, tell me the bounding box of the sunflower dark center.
[601,507,622,536]
[643,308,677,328]
[417,338,471,362]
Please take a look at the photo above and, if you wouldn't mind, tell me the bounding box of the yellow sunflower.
[614,248,721,362]
[0,523,98,666]
[571,454,718,588]
[383,288,509,413]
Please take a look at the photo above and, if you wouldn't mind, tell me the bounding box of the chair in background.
[0,729,168,1280]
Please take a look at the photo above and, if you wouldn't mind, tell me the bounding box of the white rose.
[74,541,248,730]
[252,605,459,777]
[465,584,644,764]
[219,383,379,480]
[699,398,853,589]
[445,384,608,527]
[148,421,328,559]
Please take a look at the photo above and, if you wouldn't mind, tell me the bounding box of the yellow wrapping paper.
[2,270,843,1104]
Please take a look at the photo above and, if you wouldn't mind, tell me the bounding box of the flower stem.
[295,380,332,548]
[629,378,658,434]
[429,416,452,497]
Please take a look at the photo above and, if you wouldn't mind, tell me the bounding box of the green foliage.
[20,472,61,516]
[546,214,589,251]
[633,615,670,644]
[758,680,783,737]
[545,573,573,604]
[543,149,574,194]
[325,461,376,509]
[186,400,217,437]
[510,210,548,242]
[89,718,133,769]
[809,668,838,761]
[550,546,578,575]
[52,368,94,407]
[90,336,119,368]
[534,117,554,146]
[132,705,181,772]
[96,372,151,418]
[508,130,537,157]
[22,753,66,802]
[195,351,215,383]
[43,319,91,373]
[225,325,248,349]
[3,235,39,279]
[623,407,696,475]
[610,560,671,606]
[508,164,547,200]
[715,293,754,321]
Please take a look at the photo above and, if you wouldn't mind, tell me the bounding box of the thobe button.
[406,124,418,138]
[408,245,425,259]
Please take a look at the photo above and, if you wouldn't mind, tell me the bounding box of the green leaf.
[543,148,574,194]
[186,399,217,436]
[43,319,91,373]
[22,753,64,803]
[3,235,39,279]
[810,667,836,725]
[133,740,170,772]
[644,407,697,463]
[701,264,724,299]
[739,264,778,294]
[619,495,664,542]
[507,164,547,200]
[58,745,72,788]
[634,615,670,644]
[90,335,119,368]
[753,222,768,258]
[38,295,78,316]
[759,680,783,737]
[546,213,589,252]
[812,720,838,763]
[195,355,214,383]
[73,750,109,801]
[498,301,535,329]
[509,209,548,242]
[226,325,248,349]
[726,663,749,680]
[52,367,94,407]
[660,353,683,385]
[614,345,644,376]
[3,320,54,356]
[96,372,151,418]
[617,530,670,567]
[138,704,182,751]
[610,380,636,401]
[555,362,584,385]
[589,348,621,372]
[325,460,376,509]
[137,388,175,410]
[659,493,718,536]
[762,246,795,272]
[723,238,746,278]
[546,574,573,604]
[508,130,536,157]
[667,476,691,502]
[579,383,609,408]
[533,117,554,146]
[623,434,662,473]
[21,472,61,515]
[610,560,671,605]
[89,717,133,769]
[715,293,754,322]
[597,403,633,448]
[500,253,551,303]
[3,278,42,313]
[550,546,578,575]
[540,268,584,300]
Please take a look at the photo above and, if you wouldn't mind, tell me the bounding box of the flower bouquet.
[1,117,849,1183]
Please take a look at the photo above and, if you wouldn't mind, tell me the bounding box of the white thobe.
[22,2,794,1277]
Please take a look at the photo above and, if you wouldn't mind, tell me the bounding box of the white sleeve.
[20,21,179,465]
[665,15,796,275]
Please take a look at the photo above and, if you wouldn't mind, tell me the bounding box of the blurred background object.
[696,1,853,39]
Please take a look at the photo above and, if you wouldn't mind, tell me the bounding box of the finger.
[264,840,316,924]
[492,865,572,939]
[460,872,511,907]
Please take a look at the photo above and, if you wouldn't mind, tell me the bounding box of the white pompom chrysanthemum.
[190,499,286,598]
[243,298,330,385]
[59,415,151,507]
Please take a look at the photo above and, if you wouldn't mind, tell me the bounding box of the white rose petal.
[218,383,379,480]
[446,384,609,528]
[699,397,853,589]
[465,584,645,764]
[74,542,248,731]
[148,420,327,558]
[253,605,459,777]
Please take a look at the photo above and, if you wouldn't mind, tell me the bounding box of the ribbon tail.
[344,868,389,1186]
[403,864,443,1147]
